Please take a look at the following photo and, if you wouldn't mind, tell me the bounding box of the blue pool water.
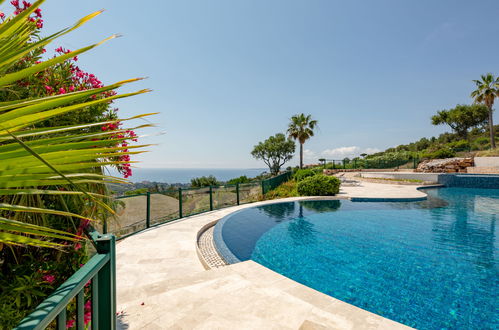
[215,188,499,329]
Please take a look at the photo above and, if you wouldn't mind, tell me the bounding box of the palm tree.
[287,114,318,168]
[471,73,499,149]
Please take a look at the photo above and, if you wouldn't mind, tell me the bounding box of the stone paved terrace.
[116,182,430,329]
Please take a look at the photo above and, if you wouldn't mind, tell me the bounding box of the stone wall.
[467,167,499,174]
[416,158,473,173]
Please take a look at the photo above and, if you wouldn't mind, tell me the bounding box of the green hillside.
[364,125,499,163]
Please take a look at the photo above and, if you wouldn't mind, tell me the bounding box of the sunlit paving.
[1,1,498,329]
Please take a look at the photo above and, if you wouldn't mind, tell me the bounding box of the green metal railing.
[16,231,116,330]
[15,172,292,329]
[106,172,292,239]
[261,171,292,194]
[321,158,419,170]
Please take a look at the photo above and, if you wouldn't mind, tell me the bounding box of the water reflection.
[299,200,341,213]
[259,202,295,222]
[428,189,498,270]
[287,205,317,246]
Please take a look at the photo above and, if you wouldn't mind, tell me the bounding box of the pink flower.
[34,7,41,17]
[44,85,53,93]
[0,12,4,19]
[10,1,19,7]
[74,243,81,250]
[42,274,55,284]
[66,319,75,328]
[69,85,75,92]
[84,311,91,325]
[41,48,46,53]
[58,87,66,94]
[36,19,43,28]
[85,300,92,310]
[34,60,41,64]
[55,46,64,53]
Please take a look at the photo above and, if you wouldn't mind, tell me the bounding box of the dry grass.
[475,148,499,157]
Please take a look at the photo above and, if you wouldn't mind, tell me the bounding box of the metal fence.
[15,172,293,329]
[321,158,419,170]
[16,230,116,330]
[104,172,292,239]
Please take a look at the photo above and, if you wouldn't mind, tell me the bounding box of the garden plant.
[0,0,152,327]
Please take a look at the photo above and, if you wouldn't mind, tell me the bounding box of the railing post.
[178,188,183,218]
[236,183,240,205]
[146,192,151,228]
[209,186,213,211]
[95,235,116,330]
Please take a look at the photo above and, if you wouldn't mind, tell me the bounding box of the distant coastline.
[122,168,268,184]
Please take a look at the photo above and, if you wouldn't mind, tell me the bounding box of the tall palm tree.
[471,73,499,149]
[287,114,317,168]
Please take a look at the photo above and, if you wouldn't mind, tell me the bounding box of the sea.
[123,168,268,184]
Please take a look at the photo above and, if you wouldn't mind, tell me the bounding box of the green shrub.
[297,175,341,196]
[125,188,148,195]
[265,181,298,199]
[447,140,470,152]
[310,167,323,174]
[190,175,219,187]
[226,175,250,185]
[421,148,456,159]
[293,169,317,182]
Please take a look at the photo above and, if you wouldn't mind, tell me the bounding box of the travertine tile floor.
[116,182,427,329]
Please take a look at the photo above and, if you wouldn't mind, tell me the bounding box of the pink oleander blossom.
[42,274,55,284]
[84,311,91,325]
[66,319,75,328]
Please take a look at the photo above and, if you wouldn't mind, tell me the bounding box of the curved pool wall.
[438,173,499,188]
[213,188,499,329]
[213,200,343,264]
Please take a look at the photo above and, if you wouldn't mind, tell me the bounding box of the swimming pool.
[214,188,499,329]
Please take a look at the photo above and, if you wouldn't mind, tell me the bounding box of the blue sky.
[27,0,499,168]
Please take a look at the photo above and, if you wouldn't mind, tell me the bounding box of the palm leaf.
[0,3,153,248]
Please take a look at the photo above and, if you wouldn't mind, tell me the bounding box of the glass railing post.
[209,186,213,211]
[178,188,183,218]
[146,192,151,228]
[236,183,240,205]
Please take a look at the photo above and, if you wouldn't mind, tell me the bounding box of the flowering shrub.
[0,2,143,327]
[0,1,137,179]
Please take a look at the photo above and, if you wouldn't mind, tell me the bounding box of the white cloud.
[303,149,317,162]
[363,147,381,154]
[320,146,381,160]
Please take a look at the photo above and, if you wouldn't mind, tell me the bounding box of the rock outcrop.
[416,158,473,173]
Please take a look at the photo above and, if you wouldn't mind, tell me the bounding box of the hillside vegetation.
[364,125,499,162]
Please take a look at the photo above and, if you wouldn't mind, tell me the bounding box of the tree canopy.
[287,113,318,168]
[191,175,219,187]
[251,133,296,175]
[431,104,489,138]
[471,73,499,149]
